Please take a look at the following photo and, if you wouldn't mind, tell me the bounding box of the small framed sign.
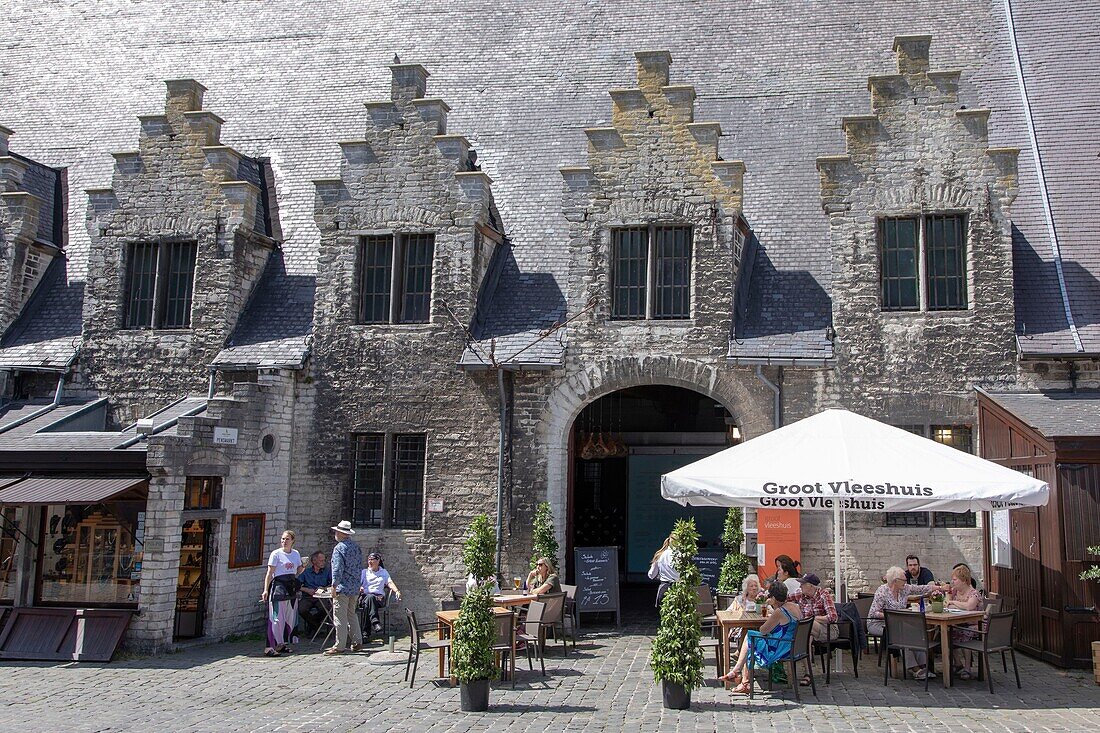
[426,499,444,513]
[213,427,238,445]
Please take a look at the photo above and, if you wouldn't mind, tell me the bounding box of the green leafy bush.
[717,507,754,595]
[452,515,499,683]
[1081,545,1100,582]
[650,518,704,690]
[530,501,560,571]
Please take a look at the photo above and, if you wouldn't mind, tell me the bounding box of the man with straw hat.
[324,520,363,655]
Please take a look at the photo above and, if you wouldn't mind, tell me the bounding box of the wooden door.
[1011,509,1042,655]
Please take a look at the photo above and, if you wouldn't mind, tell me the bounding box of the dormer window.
[879,214,967,311]
[124,241,197,329]
[357,233,435,324]
[611,225,692,320]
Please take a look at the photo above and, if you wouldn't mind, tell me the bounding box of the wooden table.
[924,610,986,688]
[493,593,539,608]
[435,606,511,680]
[716,608,767,686]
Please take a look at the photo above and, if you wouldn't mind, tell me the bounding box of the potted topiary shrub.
[716,507,754,609]
[452,514,498,711]
[650,518,704,710]
[530,501,560,574]
[1081,545,1100,685]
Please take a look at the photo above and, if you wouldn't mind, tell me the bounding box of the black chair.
[747,617,816,701]
[812,617,859,683]
[560,583,580,639]
[491,612,517,687]
[699,616,725,678]
[883,610,937,690]
[450,583,468,601]
[538,592,571,655]
[953,610,1020,693]
[515,600,548,677]
[404,609,451,687]
[850,595,879,661]
[695,584,717,624]
[440,598,461,611]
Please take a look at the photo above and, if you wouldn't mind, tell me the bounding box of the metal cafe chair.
[883,610,938,691]
[451,583,468,601]
[491,611,518,688]
[560,583,580,639]
[515,599,548,677]
[404,609,451,687]
[952,610,1021,693]
[538,592,571,655]
[746,617,816,701]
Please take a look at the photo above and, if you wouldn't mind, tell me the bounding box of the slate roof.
[984,391,1100,438]
[212,250,314,369]
[10,151,63,246]
[0,257,83,370]
[1,0,1096,367]
[0,398,143,451]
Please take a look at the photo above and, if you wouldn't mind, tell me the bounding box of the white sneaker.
[914,668,937,680]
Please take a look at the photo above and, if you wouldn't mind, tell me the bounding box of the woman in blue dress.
[722,581,801,694]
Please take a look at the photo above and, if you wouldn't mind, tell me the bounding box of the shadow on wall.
[470,245,567,352]
[733,232,831,340]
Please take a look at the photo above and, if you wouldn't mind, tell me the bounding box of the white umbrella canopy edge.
[660,408,1050,512]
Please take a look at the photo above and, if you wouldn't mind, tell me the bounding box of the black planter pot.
[661,680,691,710]
[460,679,490,712]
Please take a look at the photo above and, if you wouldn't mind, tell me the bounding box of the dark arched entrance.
[567,385,736,609]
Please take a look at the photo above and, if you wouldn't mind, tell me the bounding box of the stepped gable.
[0,126,66,346]
[313,60,502,358]
[81,80,280,422]
[816,36,1019,394]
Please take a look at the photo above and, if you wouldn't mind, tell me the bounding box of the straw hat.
[330,519,355,535]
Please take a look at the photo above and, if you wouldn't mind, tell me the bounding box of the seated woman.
[525,557,562,595]
[721,582,801,693]
[776,559,802,595]
[945,564,982,679]
[866,565,941,680]
[358,552,401,638]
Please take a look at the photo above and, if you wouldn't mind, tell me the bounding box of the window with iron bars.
[885,425,976,528]
[124,241,198,329]
[611,225,692,320]
[357,233,434,324]
[351,433,427,529]
[879,214,968,312]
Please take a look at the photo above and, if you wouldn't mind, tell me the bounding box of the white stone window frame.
[876,211,971,314]
[353,230,436,326]
[607,222,694,322]
[349,431,428,531]
[120,237,199,331]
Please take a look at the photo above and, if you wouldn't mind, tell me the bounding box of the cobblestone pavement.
[1,624,1097,733]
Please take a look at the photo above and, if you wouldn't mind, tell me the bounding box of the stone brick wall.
[81,80,274,426]
[131,370,298,652]
[297,62,504,620]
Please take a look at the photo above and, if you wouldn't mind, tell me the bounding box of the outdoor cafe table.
[923,609,987,688]
[717,608,767,686]
[435,606,512,679]
[492,593,539,608]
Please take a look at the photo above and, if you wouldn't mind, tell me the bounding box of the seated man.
[359,552,402,638]
[905,555,935,585]
[297,551,332,633]
[789,573,838,686]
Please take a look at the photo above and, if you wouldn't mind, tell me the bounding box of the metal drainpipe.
[495,367,509,575]
[754,365,782,429]
[0,372,66,436]
[207,370,217,399]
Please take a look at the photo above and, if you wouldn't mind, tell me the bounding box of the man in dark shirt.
[297,551,332,633]
[905,555,935,584]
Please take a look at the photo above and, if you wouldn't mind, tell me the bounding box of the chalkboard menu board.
[574,546,621,626]
[695,550,724,592]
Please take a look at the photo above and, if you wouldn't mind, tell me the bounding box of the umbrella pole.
[833,503,843,673]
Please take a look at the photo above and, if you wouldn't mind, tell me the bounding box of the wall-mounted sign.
[213,427,238,445]
[426,499,444,513]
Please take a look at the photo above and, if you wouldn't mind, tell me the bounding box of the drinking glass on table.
[513,577,521,591]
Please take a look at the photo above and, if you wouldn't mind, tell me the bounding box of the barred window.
[885,424,975,528]
[611,225,692,320]
[124,241,197,329]
[885,512,929,528]
[879,214,967,312]
[351,433,426,529]
[357,233,435,324]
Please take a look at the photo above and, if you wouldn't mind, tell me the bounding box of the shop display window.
[39,502,144,606]
[0,506,21,603]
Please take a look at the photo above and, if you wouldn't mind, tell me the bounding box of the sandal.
[276,645,293,654]
[799,674,812,687]
[731,680,752,694]
[322,647,342,656]
[957,669,973,680]
[719,670,742,684]
[263,648,280,657]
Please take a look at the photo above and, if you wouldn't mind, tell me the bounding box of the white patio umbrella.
[661,408,1049,595]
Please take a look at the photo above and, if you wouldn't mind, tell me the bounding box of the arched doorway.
[567,385,737,608]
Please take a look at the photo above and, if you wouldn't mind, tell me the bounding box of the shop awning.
[0,475,148,505]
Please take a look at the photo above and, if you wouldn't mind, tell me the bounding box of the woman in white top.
[358,552,401,638]
[776,558,801,594]
[647,536,679,607]
[261,529,305,657]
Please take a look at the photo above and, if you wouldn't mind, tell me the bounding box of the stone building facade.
[0,0,1097,653]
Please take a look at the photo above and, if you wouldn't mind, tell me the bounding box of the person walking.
[324,520,363,656]
[647,535,678,607]
[261,529,304,657]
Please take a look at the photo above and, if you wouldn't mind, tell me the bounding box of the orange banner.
[756,509,801,571]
